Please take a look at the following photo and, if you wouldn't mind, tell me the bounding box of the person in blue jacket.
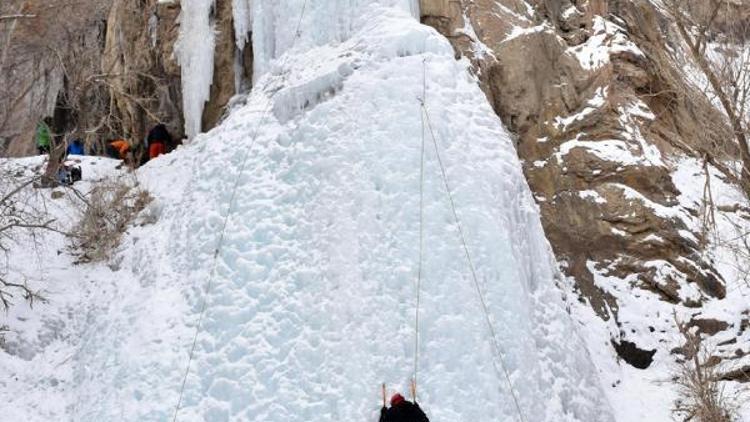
[66,139,85,156]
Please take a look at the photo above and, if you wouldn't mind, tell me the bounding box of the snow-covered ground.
[0,155,147,420]
[0,2,615,421]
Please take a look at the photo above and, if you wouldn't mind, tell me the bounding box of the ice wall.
[249,0,420,79]
[177,0,418,139]
[64,2,615,421]
[176,0,419,139]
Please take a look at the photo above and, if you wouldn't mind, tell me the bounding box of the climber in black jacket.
[380,393,429,422]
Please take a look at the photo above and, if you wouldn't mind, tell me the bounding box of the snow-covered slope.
[2,2,613,421]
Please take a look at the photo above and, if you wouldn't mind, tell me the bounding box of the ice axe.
[381,383,387,407]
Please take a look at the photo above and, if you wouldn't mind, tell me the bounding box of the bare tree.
[0,0,115,157]
[666,0,750,196]
[0,164,59,309]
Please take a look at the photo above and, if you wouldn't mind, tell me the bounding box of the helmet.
[390,393,405,406]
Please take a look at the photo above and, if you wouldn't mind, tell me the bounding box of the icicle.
[176,0,217,140]
[406,0,420,19]
[232,0,253,52]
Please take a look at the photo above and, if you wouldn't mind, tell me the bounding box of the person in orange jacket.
[106,139,131,160]
[147,123,173,159]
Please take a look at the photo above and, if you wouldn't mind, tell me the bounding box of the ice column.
[176,0,216,140]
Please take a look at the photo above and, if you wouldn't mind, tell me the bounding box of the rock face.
[2,0,251,157]
[201,0,253,132]
[0,0,112,156]
[103,0,184,153]
[418,0,743,353]
[100,0,253,146]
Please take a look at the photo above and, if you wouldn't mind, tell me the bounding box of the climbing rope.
[412,58,427,402]
[417,60,528,422]
[171,2,308,420]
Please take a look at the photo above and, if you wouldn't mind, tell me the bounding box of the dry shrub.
[70,178,152,263]
[673,316,738,422]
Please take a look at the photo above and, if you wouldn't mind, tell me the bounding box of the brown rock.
[719,365,750,383]
[202,0,253,131]
[103,0,185,152]
[687,318,730,336]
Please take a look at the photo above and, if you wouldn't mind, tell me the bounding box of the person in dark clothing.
[380,393,429,422]
[147,123,173,159]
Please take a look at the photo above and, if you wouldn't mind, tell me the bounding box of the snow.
[0,156,154,421]
[503,23,552,44]
[610,182,681,220]
[672,157,750,288]
[1,2,614,421]
[456,13,496,61]
[561,6,580,21]
[176,0,217,140]
[554,95,663,169]
[562,155,750,422]
[556,136,644,166]
[553,86,607,131]
[493,1,534,24]
[164,5,610,420]
[579,189,607,204]
[569,16,645,71]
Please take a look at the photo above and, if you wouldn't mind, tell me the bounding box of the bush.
[70,178,152,262]
[672,316,738,422]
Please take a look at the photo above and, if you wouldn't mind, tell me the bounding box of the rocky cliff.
[97,0,252,151]
[0,0,112,156]
[418,0,750,372]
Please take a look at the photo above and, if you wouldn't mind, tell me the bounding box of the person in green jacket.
[35,120,52,154]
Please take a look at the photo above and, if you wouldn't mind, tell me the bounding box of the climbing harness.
[415,60,528,422]
[171,1,309,420]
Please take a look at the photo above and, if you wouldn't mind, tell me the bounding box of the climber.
[380,393,430,422]
[35,119,52,155]
[106,139,131,160]
[56,160,82,186]
[147,123,173,159]
[66,138,85,156]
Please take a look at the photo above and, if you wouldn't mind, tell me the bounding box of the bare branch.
[0,14,36,21]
